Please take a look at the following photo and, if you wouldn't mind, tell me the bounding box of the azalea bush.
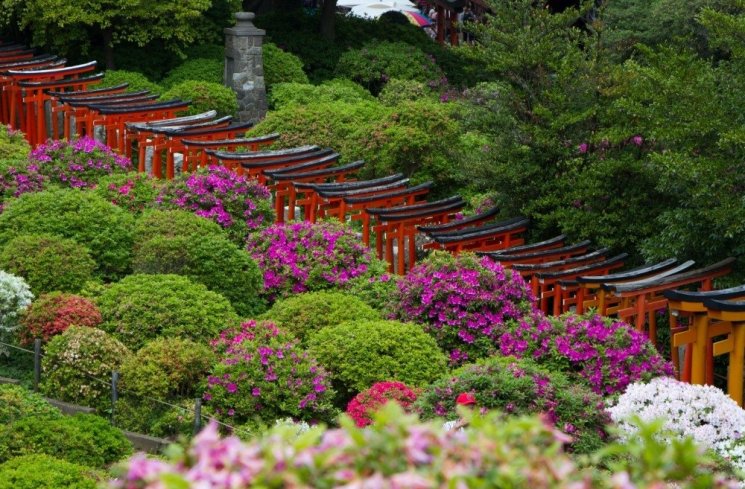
[0,124,30,160]
[416,355,609,454]
[247,221,386,301]
[41,326,131,412]
[0,271,33,350]
[94,173,161,214]
[29,137,132,189]
[111,403,739,488]
[346,381,418,427]
[261,291,379,343]
[309,319,446,403]
[0,163,45,213]
[0,234,96,296]
[395,252,537,365]
[499,313,675,395]
[0,454,102,489]
[609,377,745,473]
[157,165,273,242]
[96,274,239,351]
[204,320,336,426]
[345,272,398,314]
[160,81,238,117]
[18,293,101,346]
[0,384,62,425]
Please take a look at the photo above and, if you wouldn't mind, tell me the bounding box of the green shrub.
[344,273,398,314]
[269,79,372,109]
[309,319,447,403]
[161,80,238,117]
[132,234,265,317]
[0,234,96,296]
[378,78,435,106]
[99,70,163,94]
[97,274,239,350]
[0,413,132,468]
[0,454,101,489]
[261,291,380,343]
[416,355,608,453]
[0,189,135,281]
[0,125,30,160]
[335,41,444,95]
[94,173,162,214]
[161,58,223,88]
[133,209,226,249]
[263,42,309,90]
[41,326,131,412]
[0,384,61,424]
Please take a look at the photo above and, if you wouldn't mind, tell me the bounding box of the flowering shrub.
[394,251,536,365]
[204,320,336,425]
[96,274,239,351]
[416,355,608,453]
[0,384,62,424]
[0,271,33,350]
[247,221,386,301]
[94,173,161,214]
[0,189,135,281]
[157,165,272,242]
[261,291,379,343]
[499,313,674,395]
[309,320,447,403]
[0,164,45,213]
[18,293,101,346]
[111,403,740,488]
[41,326,131,412]
[609,377,745,473]
[0,234,96,296]
[346,381,418,427]
[345,272,398,314]
[0,124,30,160]
[29,137,132,189]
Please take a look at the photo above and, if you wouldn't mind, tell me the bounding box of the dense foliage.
[0,271,33,348]
[262,42,309,90]
[18,292,102,345]
[97,274,239,350]
[0,454,101,489]
[268,79,372,109]
[160,80,238,117]
[94,173,162,214]
[132,209,225,247]
[0,384,61,425]
[161,58,223,88]
[97,71,163,94]
[0,125,30,161]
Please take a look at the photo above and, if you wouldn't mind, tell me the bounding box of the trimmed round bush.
[161,80,238,117]
[308,319,447,402]
[133,209,225,249]
[41,326,131,411]
[205,320,337,425]
[499,312,675,395]
[378,78,434,106]
[99,70,163,94]
[345,273,398,314]
[94,172,162,214]
[263,42,309,90]
[0,384,61,424]
[269,79,372,109]
[0,234,96,296]
[97,274,239,350]
[161,58,223,88]
[19,293,102,346]
[0,271,33,342]
[416,355,609,453]
[247,221,386,301]
[346,381,418,428]
[28,137,132,189]
[0,188,135,281]
[132,234,265,317]
[0,413,132,468]
[0,454,101,489]
[395,251,537,365]
[0,125,30,160]
[261,291,380,343]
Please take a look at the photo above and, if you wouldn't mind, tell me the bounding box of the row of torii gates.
[2,40,745,406]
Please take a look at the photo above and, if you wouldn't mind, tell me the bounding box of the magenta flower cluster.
[246,221,383,300]
[0,164,45,213]
[157,165,273,241]
[346,381,419,427]
[29,137,132,189]
[394,252,537,365]
[499,313,675,395]
[204,320,335,424]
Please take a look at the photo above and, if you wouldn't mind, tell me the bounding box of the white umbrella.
[347,1,419,19]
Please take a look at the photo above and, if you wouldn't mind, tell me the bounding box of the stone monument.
[224,12,268,122]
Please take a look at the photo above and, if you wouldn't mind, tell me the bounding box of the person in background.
[443,392,477,431]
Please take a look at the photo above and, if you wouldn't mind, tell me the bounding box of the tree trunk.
[102,27,115,70]
[320,0,337,41]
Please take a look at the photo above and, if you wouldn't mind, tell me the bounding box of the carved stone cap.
[224,11,266,36]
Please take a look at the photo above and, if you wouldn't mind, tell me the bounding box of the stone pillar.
[224,12,267,122]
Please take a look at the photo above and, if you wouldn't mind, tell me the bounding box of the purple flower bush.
[0,165,45,213]
[94,173,162,214]
[394,251,537,365]
[204,320,336,425]
[499,313,675,396]
[157,166,273,242]
[246,221,387,301]
[29,137,132,188]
